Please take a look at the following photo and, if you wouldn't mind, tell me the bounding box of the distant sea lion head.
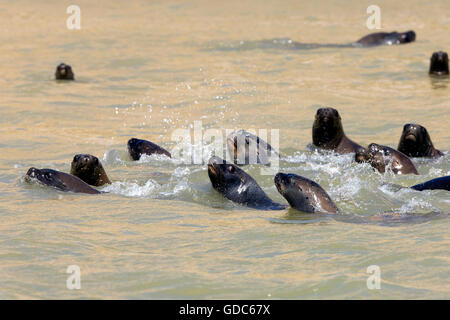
[312,107,344,148]
[55,63,74,80]
[274,173,338,213]
[429,51,449,76]
[70,154,111,186]
[399,30,416,44]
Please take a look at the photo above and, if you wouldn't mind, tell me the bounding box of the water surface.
[0,0,449,299]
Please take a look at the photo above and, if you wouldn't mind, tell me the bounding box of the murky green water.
[0,0,449,299]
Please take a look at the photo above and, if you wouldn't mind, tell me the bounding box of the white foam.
[102,179,160,197]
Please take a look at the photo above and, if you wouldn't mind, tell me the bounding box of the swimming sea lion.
[207,156,287,210]
[397,123,443,158]
[70,154,111,186]
[429,51,449,76]
[55,63,74,80]
[25,167,100,194]
[312,107,363,154]
[355,143,418,175]
[226,130,279,166]
[213,30,416,51]
[355,30,416,47]
[411,176,450,191]
[127,138,171,161]
[274,173,339,213]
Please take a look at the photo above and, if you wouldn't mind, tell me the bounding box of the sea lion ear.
[227,165,235,173]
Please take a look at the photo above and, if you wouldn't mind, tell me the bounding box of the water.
[0,0,449,299]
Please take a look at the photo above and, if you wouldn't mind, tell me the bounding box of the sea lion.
[226,130,279,166]
[312,107,363,154]
[207,156,287,210]
[355,143,418,175]
[25,167,100,194]
[127,138,171,161]
[411,176,450,191]
[70,154,111,186]
[55,63,74,80]
[429,51,449,76]
[212,30,417,51]
[397,123,443,158]
[274,173,339,214]
[355,30,416,47]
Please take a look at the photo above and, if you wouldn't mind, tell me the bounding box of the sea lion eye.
[93,157,99,164]
[228,165,235,173]
[298,186,303,192]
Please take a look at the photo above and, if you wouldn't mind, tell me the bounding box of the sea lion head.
[429,51,449,76]
[70,154,111,186]
[55,63,74,80]
[399,30,416,43]
[207,156,249,196]
[355,143,388,173]
[398,124,435,157]
[25,167,49,184]
[127,138,171,160]
[208,156,286,209]
[274,173,338,213]
[356,143,407,174]
[226,130,275,165]
[127,138,146,160]
[312,107,344,148]
[25,167,66,190]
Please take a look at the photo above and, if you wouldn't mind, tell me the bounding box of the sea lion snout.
[402,124,422,142]
[274,173,290,194]
[207,156,222,177]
